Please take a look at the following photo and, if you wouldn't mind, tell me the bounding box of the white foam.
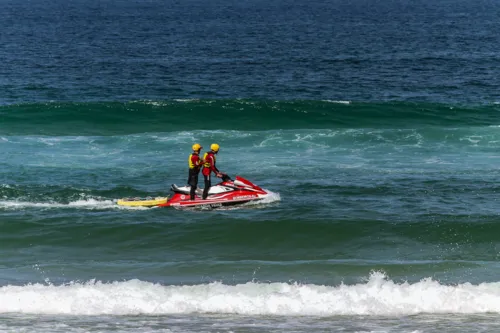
[2,272,500,316]
[259,190,281,204]
[173,99,200,102]
[128,100,167,107]
[321,100,351,105]
[0,198,147,210]
[230,190,281,210]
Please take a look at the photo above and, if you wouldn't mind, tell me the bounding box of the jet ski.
[157,175,271,208]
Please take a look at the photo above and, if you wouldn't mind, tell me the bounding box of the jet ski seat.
[171,184,206,196]
[170,184,190,195]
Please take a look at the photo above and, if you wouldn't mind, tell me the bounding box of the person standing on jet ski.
[202,143,224,199]
[188,143,203,200]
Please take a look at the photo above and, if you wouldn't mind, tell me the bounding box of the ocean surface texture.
[1,0,500,332]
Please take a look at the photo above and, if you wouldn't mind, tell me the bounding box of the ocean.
[1,0,500,332]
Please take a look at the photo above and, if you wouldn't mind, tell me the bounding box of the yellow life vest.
[188,153,200,169]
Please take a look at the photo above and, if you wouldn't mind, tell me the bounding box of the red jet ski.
[157,175,271,208]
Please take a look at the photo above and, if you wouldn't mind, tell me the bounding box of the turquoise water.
[3,101,500,332]
[2,0,500,332]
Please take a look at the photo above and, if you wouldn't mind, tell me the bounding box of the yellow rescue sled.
[116,197,168,207]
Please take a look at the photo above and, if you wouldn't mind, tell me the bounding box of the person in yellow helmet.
[201,143,224,199]
[187,143,203,200]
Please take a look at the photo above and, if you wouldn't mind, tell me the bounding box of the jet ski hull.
[158,176,270,208]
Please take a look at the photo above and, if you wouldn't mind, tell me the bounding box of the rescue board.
[116,197,168,207]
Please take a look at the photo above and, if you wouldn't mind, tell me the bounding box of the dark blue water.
[1,0,499,104]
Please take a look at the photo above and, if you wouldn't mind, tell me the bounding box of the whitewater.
[2,272,500,316]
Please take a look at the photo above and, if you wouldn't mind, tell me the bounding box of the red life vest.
[188,153,201,170]
[202,152,218,176]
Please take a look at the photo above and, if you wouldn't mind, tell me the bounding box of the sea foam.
[1,272,500,316]
[0,198,146,210]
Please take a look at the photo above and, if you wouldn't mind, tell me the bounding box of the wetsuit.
[202,151,219,199]
[187,152,202,200]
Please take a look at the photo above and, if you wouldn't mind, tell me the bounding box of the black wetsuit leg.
[203,174,211,199]
[187,169,198,200]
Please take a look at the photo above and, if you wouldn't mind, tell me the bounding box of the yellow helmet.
[192,143,202,151]
[210,143,220,152]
